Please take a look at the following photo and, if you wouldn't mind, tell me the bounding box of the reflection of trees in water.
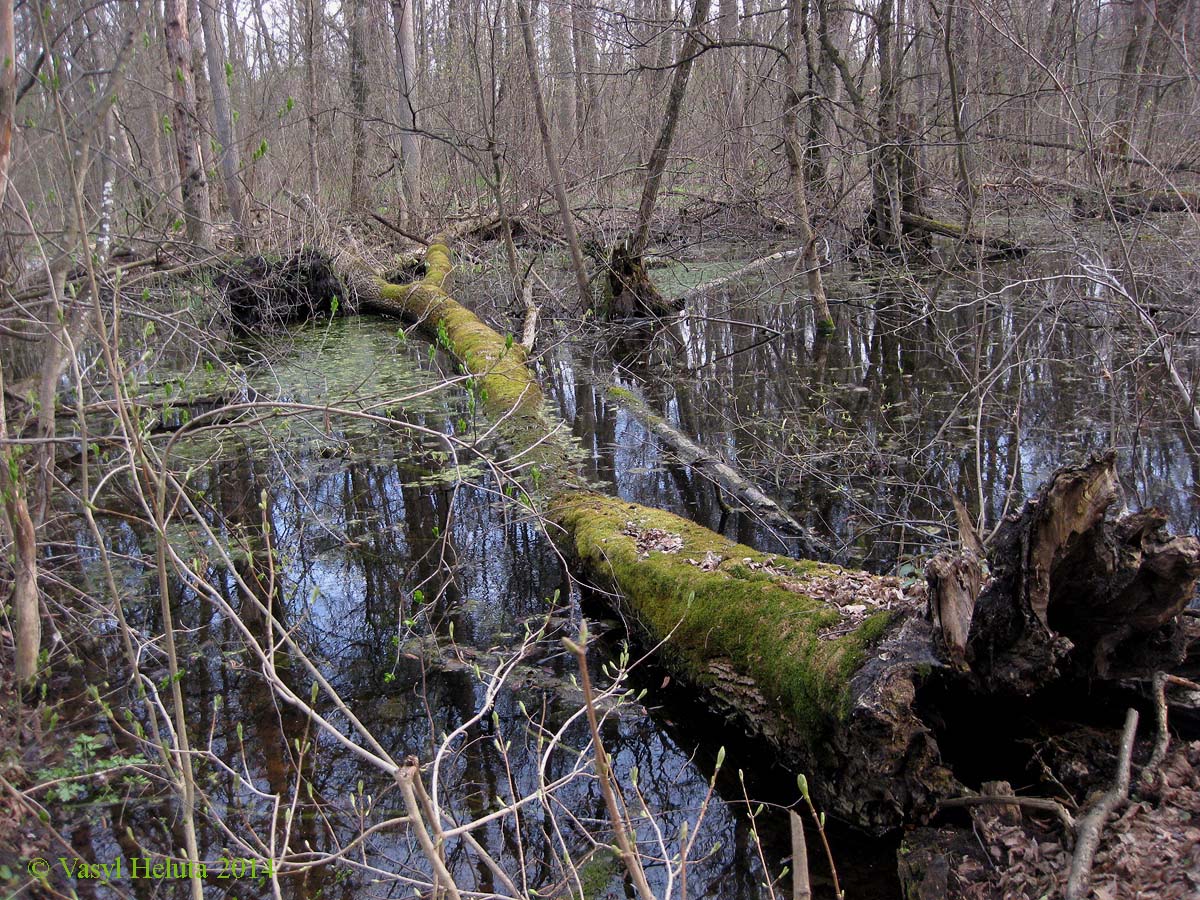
[68,411,776,897]
[558,258,1199,570]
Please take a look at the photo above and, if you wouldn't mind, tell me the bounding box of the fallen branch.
[937,794,1076,833]
[602,381,831,559]
[1073,188,1200,219]
[1065,708,1139,900]
[678,248,806,302]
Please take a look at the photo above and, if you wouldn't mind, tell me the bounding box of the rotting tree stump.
[603,241,684,319]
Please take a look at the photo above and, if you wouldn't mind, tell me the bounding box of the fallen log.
[347,242,566,463]
[545,491,958,830]
[1072,188,1199,219]
[601,381,832,559]
[899,212,1028,258]
[677,247,806,303]
[328,240,1200,836]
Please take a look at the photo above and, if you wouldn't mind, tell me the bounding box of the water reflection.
[72,317,799,899]
[534,250,1199,570]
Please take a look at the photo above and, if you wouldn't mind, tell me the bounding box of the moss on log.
[546,491,887,729]
[545,491,958,829]
[334,240,1200,834]
[352,242,570,472]
[899,212,1027,258]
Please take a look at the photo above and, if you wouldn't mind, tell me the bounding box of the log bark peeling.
[961,452,1200,693]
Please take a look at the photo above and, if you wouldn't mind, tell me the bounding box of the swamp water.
[62,242,1198,899]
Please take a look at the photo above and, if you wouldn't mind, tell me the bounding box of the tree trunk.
[304,0,322,200]
[348,0,371,210]
[515,0,592,310]
[199,0,250,246]
[391,0,422,227]
[632,0,711,257]
[548,0,578,151]
[187,0,213,213]
[870,0,902,250]
[165,0,213,248]
[718,0,744,173]
[0,374,39,688]
[571,0,599,154]
[784,0,834,333]
[0,0,13,206]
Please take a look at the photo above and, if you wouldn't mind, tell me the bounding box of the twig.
[397,757,462,900]
[368,211,431,245]
[789,810,812,900]
[1065,708,1139,900]
[938,795,1076,833]
[565,627,656,900]
[796,775,841,900]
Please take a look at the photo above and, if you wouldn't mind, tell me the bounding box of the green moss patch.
[547,492,897,736]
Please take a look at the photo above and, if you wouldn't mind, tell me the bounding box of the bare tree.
[784,0,834,331]
[199,0,250,245]
[392,0,423,225]
[165,0,212,247]
[516,0,592,308]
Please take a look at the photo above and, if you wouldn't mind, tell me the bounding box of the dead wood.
[925,551,981,662]
[957,452,1200,693]
[217,249,345,326]
[603,241,684,319]
[937,793,1076,833]
[1072,188,1200,219]
[602,381,831,558]
[323,243,1200,839]
[1065,708,1139,900]
[899,212,1028,258]
[677,247,806,303]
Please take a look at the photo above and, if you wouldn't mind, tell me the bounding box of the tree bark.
[632,0,711,257]
[165,0,213,248]
[515,0,593,309]
[870,0,902,249]
[391,0,422,226]
[784,0,834,332]
[0,0,14,207]
[547,0,578,149]
[304,0,322,199]
[0,374,39,688]
[347,0,371,211]
[199,0,250,246]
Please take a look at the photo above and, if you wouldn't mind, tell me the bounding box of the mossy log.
[545,491,958,830]
[1072,188,1199,220]
[333,241,1200,835]
[348,242,569,469]
[898,212,1027,258]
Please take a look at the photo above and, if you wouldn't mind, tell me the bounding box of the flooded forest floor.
[4,202,1200,900]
